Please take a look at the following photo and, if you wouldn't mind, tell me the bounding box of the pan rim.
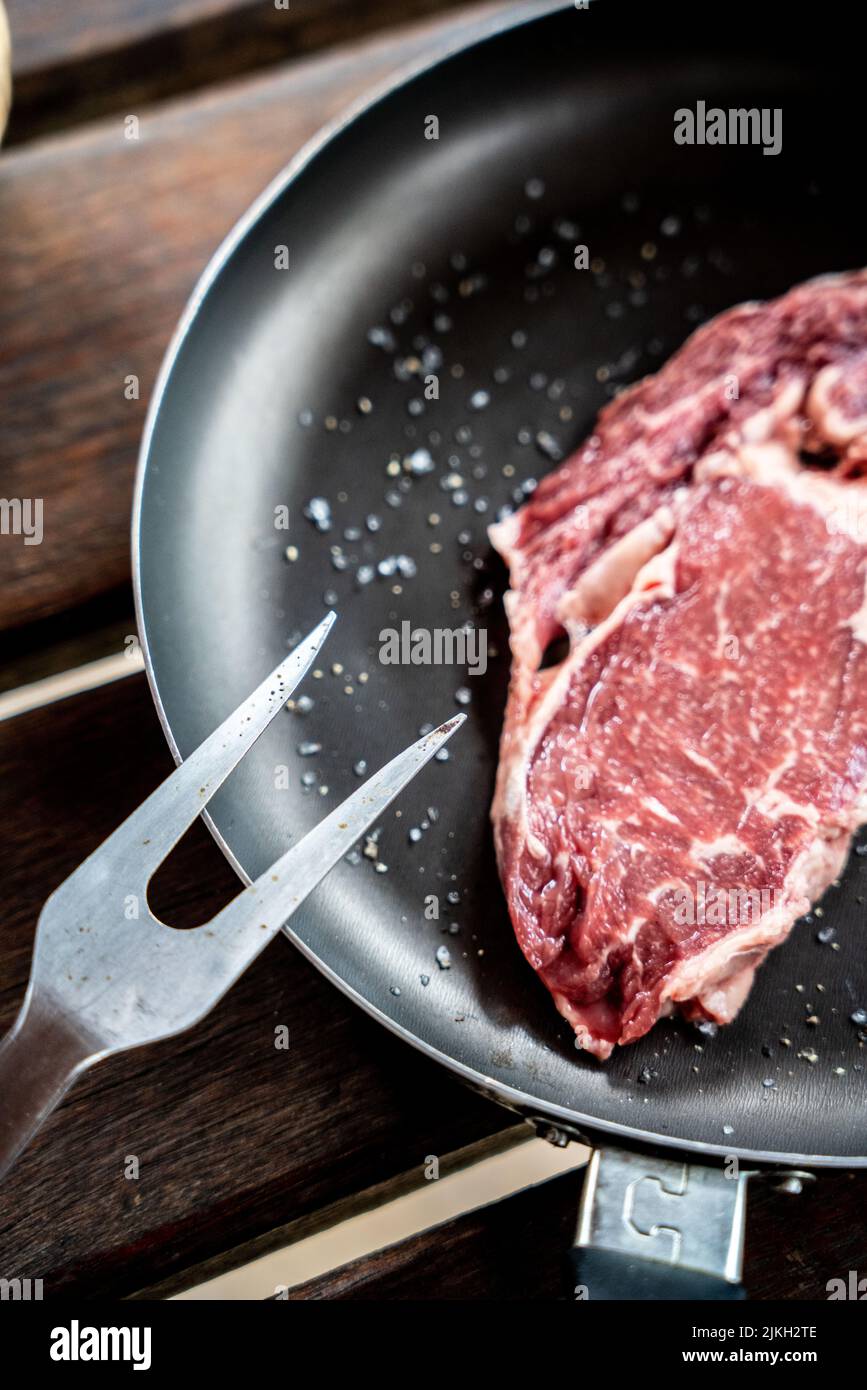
[131,1,866,1170]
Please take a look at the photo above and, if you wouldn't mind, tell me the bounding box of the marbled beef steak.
[490,271,867,1058]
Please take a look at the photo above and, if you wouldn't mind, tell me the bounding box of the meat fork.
[0,612,464,1184]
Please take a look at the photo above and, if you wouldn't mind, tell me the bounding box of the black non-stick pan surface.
[134,1,867,1166]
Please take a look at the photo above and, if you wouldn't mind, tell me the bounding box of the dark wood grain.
[8,0,265,70]
[285,1168,582,1300]
[4,0,475,146]
[0,674,509,1298]
[0,2,505,635]
[6,0,468,78]
[0,591,135,697]
[286,1167,867,1301]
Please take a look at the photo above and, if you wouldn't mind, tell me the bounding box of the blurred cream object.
[0,3,9,141]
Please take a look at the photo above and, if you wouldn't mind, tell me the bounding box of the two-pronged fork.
[0,612,464,1183]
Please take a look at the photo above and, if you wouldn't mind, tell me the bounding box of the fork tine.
[205,714,466,974]
[96,612,336,871]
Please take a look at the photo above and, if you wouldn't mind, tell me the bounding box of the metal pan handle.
[569,1146,750,1301]
[570,1247,745,1300]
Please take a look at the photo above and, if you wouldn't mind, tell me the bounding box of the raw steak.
[490,270,867,1058]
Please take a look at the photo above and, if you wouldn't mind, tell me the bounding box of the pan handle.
[569,1146,750,1301]
[570,1247,745,1300]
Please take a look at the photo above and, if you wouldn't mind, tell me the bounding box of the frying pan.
[133,0,867,1297]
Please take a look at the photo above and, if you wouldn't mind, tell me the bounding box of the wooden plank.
[7,0,258,71]
[3,0,478,145]
[0,592,135,697]
[0,3,505,634]
[0,675,508,1297]
[140,1126,531,1298]
[5,0,463,75]
[286,1167,867,1300]
[286,1168,583,1299]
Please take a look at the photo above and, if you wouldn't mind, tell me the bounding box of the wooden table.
[0,0,864,1301]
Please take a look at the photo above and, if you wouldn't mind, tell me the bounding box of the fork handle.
[0,989,97,1183]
